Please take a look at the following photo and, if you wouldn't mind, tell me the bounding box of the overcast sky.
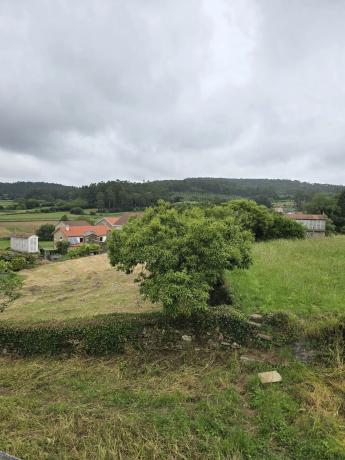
[1,0,345,185]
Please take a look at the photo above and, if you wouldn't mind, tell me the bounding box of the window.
[80,237,84,243]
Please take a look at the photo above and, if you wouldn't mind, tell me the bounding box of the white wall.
[11,235,39,253]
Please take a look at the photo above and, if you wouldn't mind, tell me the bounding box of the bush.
[9,256,27,272]
[0,251,36,270]
[56,240,70,255]
[267,213,305,239]
[70,207,84,215]
[67,244,101,259]
[0,260,23,312]
[36,223,55,241]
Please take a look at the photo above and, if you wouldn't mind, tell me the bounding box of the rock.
[249,314,263,321]
[220,341,231,347]
[181,335,192,342]
[256,333,272,341]
[258,370,282,384]
[240,355,263,363]
[248,321,262,328]
[231,342,241,349]
[0,452,22,460]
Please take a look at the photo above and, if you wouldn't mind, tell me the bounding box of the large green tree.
[108,201,252,316]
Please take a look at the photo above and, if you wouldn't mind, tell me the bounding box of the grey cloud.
[0,0,345,184]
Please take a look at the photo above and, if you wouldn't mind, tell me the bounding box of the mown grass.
[228,236,345,318]
[0,349,344,459]
[0,239,53,250]
[1,254,157,322]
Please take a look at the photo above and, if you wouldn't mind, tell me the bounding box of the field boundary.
[0,308,259,356]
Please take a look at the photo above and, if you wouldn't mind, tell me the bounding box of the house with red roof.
[95,212,144,230]
[53,224,109,247]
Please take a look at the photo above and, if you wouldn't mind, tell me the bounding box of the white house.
[10,233,39,253]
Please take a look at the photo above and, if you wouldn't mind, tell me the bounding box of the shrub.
[0,260,23,312]
[67,244,101,259]
[56,240,70,255]
[71,207,84,215]
[36,224,55,241]
[0,251,36,270]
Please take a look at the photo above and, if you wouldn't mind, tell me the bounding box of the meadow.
[0,349,344,459]
[228,236,345,318]
[1,236,345,459]
[1,254,157,322]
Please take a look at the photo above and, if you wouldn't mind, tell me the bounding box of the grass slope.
[0,350,344,459]
[228,236,345,317]
[1,254,157,322]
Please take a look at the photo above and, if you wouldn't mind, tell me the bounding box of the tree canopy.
[108,201,253,316]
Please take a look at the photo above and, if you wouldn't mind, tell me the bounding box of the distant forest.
[0,178,343,211]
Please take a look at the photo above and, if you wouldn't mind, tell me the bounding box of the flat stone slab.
[0,452,22,460]
[257,333,273,341]
[258,370,282,384]
[249,314,263,321]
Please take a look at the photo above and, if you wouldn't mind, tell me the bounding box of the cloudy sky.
[1,0,345,185]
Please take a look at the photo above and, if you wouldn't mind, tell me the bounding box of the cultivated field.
[0,220,58,238]
[2,254,157,322]
[229,236,345,318]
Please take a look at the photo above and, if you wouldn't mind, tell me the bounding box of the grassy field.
[0,220,59,237]
[228,236,345,318]
[2,254,157,322]
[0,349,344,459]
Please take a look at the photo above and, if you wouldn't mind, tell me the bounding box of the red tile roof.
[57,225,109,237]
[101,216,120,225]
[113,212,144,226]
[286,213,326,221]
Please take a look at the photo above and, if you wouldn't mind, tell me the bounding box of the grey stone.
[249,314,263,321]
[248,321,262,328]
[258,370,282,384]
[231,342,241,349]
[220,341,231,346]
[256,333,272,341]
[181,335,192,342]
[0,452,22,460]
[240,355,263,363]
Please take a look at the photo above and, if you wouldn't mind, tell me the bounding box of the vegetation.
[0,349,344,459]
[1,178,343,212]
[229,236,345,317]
[56,240,70,255]
[109,201,252,316]
[0,260,23,312]
[211,199,305,241]
[0,254,156,322]
[66,243,102,258]
[36,223,55,240]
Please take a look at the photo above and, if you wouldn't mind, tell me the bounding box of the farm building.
[96,212,144,230]
[55,220,90,231]
[286,213,326,237]
[53,225,109,247]
[10,233,39,253]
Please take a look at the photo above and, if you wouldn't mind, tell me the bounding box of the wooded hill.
[0,178,343,210]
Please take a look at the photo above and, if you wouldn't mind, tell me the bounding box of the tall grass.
[0,350,344,459]
[228,236,345,317]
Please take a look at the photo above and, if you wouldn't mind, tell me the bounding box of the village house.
[55,220,90,231]
[286,213,326,237]
[95,212,143,230]
[10,233,39,253]
[53,225,109,247]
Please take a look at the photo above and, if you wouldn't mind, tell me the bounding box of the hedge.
[0,308,255,356]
